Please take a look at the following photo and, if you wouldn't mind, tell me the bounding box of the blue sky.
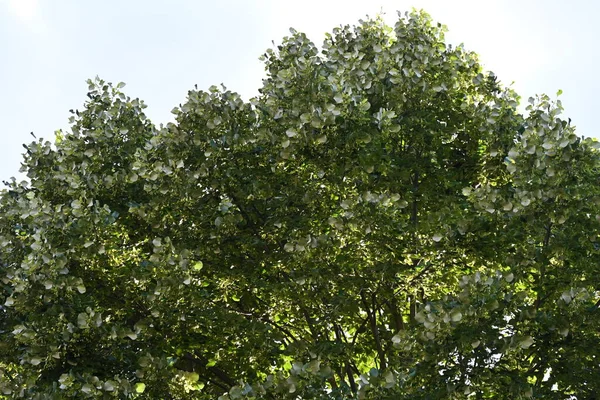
[1,0,598,182]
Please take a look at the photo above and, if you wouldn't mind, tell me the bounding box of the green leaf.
[134,383,146,393]
[450,310,462,322]
[519,336,534,349]
[192,261,203,271]
[358,100,371,111]
[103,381,115,391]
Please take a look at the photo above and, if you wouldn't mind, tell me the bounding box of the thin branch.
[301,306,319,341]
[388,297,404,332]
[351,315,370,346]
[536,222,553,308]
[229,302,301,343]
[360,291,386,370]
[333,323,356,393]
[183,352,236,388]
[345,362,358,394]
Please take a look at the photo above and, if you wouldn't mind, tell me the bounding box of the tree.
[1,10,599,399]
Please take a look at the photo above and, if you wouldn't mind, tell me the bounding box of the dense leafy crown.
[1,10,599,399]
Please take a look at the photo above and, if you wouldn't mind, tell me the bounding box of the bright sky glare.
[6,0,38,22]
[1,0,598,182]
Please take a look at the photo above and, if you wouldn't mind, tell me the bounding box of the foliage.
[1,10,600,399]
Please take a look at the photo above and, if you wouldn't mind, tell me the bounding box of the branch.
[301,306,319,341]
[229,302,302,343]
[333,323,356,394]
[536,222,553,308]
[351,315,370,346]
[388,297,404,332]
[182,352,236,388]
[236,293,311,341]
[360,291,387,370]
[345,362,358,394]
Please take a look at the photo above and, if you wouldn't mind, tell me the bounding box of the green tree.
[1,10,599,399]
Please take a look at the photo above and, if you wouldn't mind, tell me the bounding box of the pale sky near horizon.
[1,0,598,182]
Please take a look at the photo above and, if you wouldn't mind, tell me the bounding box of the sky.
[1,0,598,182]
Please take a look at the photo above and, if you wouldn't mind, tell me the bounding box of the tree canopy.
[1,10,599,399]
